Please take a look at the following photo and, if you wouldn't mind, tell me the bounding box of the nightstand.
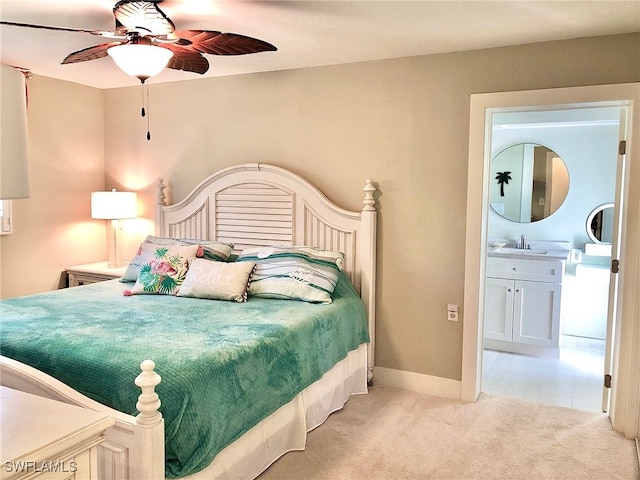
[66,262,127,287]
[1,386,115,480]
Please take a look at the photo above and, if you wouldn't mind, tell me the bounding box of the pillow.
[177,258,256,302]
[122,235,234,282]
[122,236,181,282]
[179,239,235,262]
[131,244,199,295]
[236,246,345,304]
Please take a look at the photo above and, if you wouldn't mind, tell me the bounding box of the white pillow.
[177,258,256,302]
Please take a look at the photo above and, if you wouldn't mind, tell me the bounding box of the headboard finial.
[157,179,166,206]
[363,179,376,212]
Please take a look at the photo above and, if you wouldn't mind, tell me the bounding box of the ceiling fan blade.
[174,30,277,56]
[62,42,122,64]
[163,45,209,74]
[113,0,175,35]
[0,20,118,37]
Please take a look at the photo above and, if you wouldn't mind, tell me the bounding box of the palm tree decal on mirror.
[495,171,512,197]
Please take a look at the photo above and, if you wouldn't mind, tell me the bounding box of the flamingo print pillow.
[131,243,199,295]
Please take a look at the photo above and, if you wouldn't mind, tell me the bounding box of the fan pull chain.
[141,83,146,118]
[146,84,151,140]
[140,83,151,141]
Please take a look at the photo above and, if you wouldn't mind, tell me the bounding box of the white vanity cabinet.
[484,256,564,356]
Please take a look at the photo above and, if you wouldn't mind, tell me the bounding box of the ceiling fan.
[1,0,277,84]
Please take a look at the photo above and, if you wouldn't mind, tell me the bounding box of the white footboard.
[0,356,164,480]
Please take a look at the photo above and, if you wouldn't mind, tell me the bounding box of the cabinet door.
[513,280,560,347]
[484,277,514,341]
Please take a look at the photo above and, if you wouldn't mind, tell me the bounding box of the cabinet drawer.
[487,257,563,283]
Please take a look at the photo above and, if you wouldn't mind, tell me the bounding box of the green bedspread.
[0,272,369,478]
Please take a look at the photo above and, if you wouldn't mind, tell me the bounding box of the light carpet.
[258,385,638,479]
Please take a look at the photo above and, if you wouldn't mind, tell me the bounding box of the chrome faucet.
[520,234,528,249]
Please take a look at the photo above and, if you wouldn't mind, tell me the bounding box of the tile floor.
[482,335,606,412]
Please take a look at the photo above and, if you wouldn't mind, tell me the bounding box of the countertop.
[488,240,570,261]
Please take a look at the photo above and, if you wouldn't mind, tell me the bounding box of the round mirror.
[489,143,569,223]
[587,203,614,244]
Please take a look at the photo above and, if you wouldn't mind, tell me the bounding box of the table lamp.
[91,189,137,268]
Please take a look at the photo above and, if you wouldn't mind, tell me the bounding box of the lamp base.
[106,220,124,268]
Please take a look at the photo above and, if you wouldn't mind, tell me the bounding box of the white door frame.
[461,83,640,439]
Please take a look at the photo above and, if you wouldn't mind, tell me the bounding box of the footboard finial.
[134,360,162,426]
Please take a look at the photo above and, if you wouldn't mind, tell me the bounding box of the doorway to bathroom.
[480,104,623,413]
[460,83,640,433]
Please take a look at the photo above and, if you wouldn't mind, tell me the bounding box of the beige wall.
[103,34,639,381]
[0,76,106,298]
[2,33,637,382]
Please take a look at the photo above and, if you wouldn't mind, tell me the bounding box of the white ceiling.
[1,0,639,89]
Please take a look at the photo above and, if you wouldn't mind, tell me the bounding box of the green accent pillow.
[122,236,234,282]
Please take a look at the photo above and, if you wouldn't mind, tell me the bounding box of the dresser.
[1,387,115,480]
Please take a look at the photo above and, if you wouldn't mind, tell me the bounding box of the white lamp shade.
[107,44,174,81]
[91,190,137,219]
[0,64,30,199]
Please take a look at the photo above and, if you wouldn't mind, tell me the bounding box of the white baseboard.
[372,366,462,400]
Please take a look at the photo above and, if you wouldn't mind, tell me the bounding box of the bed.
[0,163,377,480]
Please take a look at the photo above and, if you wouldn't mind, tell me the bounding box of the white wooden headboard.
[155,163,377,379]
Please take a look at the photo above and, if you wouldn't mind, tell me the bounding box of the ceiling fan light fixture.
[107,44,173,83]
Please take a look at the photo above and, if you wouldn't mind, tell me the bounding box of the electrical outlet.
[571,248,583,264]
[447,304,459,322]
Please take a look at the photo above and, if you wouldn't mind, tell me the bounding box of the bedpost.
[155,179,167,236]
[361,179,377,382]
[132,360,164,480]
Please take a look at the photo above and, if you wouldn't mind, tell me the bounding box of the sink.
[494,247,549,255]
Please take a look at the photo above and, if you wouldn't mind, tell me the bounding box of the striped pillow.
[236,246,345,304]
[179,238,235,262]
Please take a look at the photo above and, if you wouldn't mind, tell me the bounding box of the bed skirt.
[186,343,368,480]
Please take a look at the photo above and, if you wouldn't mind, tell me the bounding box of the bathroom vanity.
[484,242,569,357]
